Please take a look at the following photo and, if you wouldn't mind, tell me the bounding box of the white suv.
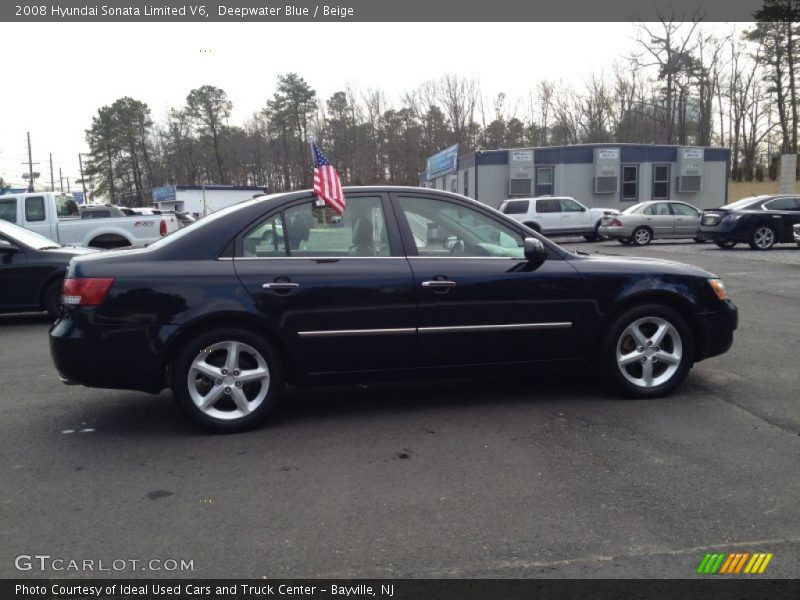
[499,196,616,241]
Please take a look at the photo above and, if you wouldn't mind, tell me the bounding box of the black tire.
[601,303,695,398]
[748,225,776,250]
[693,238,706,244]
[583,234,599,242]
[172,327,284,433]
[716,240,736,249]
[43,278,63,318]
[523,222,541,234]
[617,238,633,245]
[631,226,653,246]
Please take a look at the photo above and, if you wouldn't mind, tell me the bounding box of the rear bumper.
[696,220,749,244]
[49,311,171,393]
[598,225,633,239]
[696,300,738,361]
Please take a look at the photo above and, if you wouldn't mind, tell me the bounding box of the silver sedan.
[598,201,703,246]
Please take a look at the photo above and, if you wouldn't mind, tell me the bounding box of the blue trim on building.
[467,144,729,169]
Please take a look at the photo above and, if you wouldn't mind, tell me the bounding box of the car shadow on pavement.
[0,312,53,326]
[55,369,621,437]
[270,369,619,429]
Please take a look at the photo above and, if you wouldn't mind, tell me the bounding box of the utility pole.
[78,154,88,204]
[50,154,55,192]
[24,132,39,192]
[66,177,71,193]
[59,168,64,192]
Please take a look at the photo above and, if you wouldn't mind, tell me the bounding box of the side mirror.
[444,235,458,250]
[0,239,19,253]
[523,237,547,269]
[581,206,587,212]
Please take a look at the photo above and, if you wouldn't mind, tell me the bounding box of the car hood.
[570,252,716,279]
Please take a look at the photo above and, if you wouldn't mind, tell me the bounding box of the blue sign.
[152,185,176,203]
[72,191,85,204]
[426,144,459,180]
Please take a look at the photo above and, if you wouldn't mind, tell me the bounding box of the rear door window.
[502,200,530,214]
[764,197,799,211]
[536,199,561,213]
[24,196,46,222]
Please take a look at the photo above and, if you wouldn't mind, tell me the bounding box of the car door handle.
[422,280,456,288]
[262,282,300,290]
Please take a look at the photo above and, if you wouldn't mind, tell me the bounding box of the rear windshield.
[502,200,530,214]
[723,196,763,210]
[622,202,646,214]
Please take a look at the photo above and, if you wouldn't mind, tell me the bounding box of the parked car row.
[502,194,800,250]
[48,186,738,433]
[0,192,179,249]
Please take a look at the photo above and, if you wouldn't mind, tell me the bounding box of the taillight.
[159,219,167,236]
[62,278,115,307]
[610,218,623,227]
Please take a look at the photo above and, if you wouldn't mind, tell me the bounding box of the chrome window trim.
[220,256,527,261]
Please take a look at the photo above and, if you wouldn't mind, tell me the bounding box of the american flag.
[312,142,345,214]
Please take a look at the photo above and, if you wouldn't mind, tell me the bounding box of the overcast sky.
[0,21,741,189]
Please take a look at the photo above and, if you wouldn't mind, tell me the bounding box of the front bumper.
[793,225,800,244]
[696,300,738,361]
[49,311,172,393]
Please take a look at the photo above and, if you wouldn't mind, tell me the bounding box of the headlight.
[708,278,728,301]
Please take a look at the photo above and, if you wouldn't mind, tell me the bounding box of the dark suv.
[697,195,800,250]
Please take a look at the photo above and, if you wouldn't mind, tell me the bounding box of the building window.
[652,165,670,199]
[463,170,469,197]
[621,165,638,201]
[535,166,554,196]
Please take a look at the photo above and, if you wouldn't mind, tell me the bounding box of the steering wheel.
[449,239,465,255]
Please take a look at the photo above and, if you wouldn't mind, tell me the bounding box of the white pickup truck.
[499,196,616,241]
[0,192,178,248]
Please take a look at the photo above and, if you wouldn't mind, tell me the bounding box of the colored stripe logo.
[697,552,773,574]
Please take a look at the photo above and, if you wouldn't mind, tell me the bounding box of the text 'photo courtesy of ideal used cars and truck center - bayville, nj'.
[2,1,800,599]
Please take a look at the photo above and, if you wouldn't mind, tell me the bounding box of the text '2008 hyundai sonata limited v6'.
[50,187,738,433]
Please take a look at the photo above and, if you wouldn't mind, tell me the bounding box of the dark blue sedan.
[50,187,737,432]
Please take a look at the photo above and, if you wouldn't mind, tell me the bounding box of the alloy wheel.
[187,341,271,420]
[753,226,775,250]
[615,316,683,389]
[633,228,651,245]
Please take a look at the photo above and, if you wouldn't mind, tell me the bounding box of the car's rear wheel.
[631,226,652,246]
[43,278,63,318]
[749,225,776,250]
[602,304,694,398]
[172,328,284,433]
[715,240,736,249]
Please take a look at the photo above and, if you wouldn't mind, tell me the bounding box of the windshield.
[146,195,277,249]
[622,202,646,214]
[723,196,764,210]
[0,220,61,249]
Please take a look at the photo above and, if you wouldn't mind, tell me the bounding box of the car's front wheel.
[172,327,284,433]
[602,304,694,398]
[43,278,63,318]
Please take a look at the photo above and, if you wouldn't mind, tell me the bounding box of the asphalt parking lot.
[1,239,799,579]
